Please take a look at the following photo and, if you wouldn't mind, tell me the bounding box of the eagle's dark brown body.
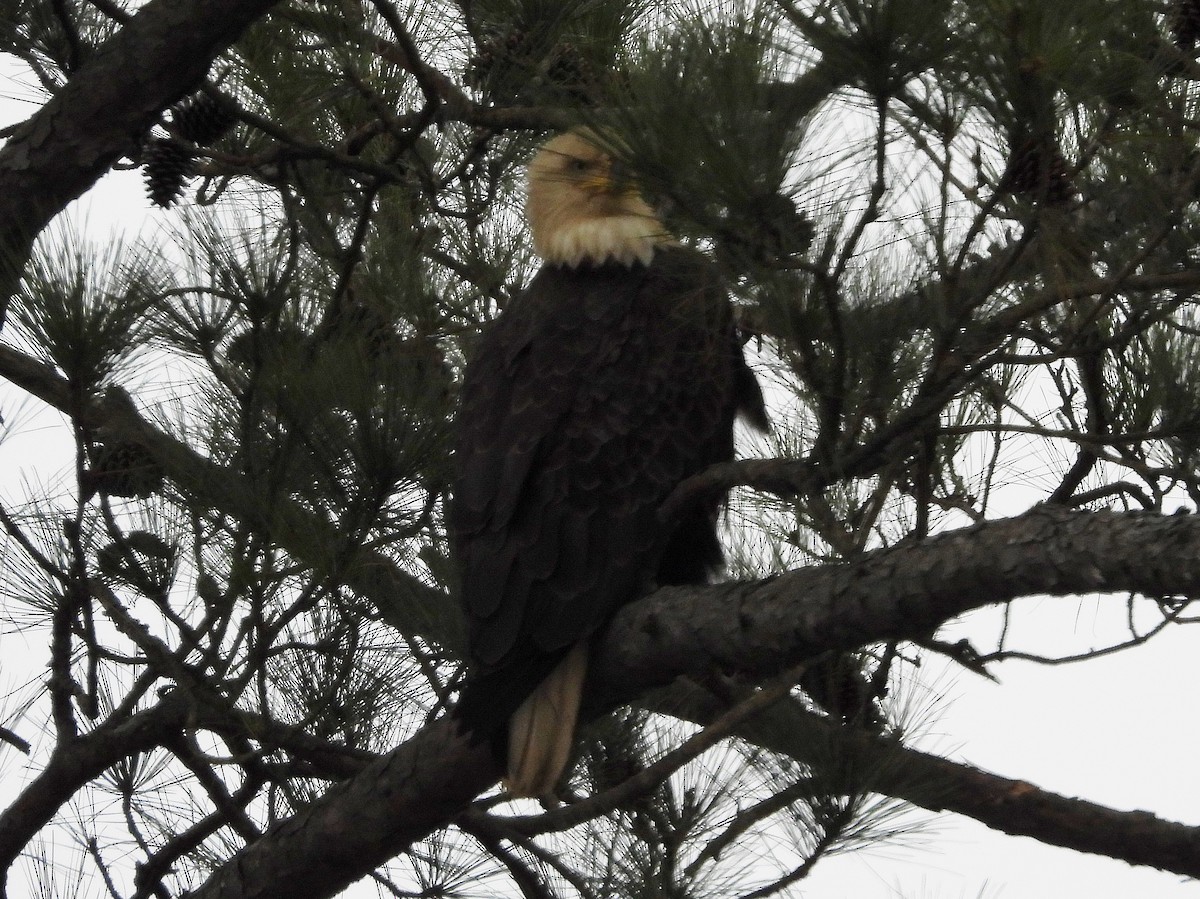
[451,245,765,781]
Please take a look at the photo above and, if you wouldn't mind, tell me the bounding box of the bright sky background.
[2,53,1200,899]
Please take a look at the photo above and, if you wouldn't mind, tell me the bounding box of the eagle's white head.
[525,130,672,268]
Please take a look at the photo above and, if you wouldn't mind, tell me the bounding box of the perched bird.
[451,130,767,797]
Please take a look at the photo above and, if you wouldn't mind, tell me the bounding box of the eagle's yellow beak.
[577,173,615,195]
[578,162,642,201]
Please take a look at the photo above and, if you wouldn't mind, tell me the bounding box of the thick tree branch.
[655,682,1200,880]
[592,506,1200,696]
[184,719,499,899]
[0,0,285,318]
[8,336,1200,891]
[0,691,194,889]
[185,506,1200,898]
[0,344,458,647]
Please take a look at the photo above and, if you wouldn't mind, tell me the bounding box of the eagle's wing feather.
[452,247,752,738]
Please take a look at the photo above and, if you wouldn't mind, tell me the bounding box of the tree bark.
[0,692,194,892]
[184,506,1200,898]
[184,719,499,899]
[593,506,1200,695]
[658,683,1200,880]
[0,0,284,318]
[5,333,1200,891]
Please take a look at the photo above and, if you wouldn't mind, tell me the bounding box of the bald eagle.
[452,130,766,797]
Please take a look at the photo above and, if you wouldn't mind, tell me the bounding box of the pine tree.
[1,1,1200,897]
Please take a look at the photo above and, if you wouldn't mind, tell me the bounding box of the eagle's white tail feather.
[506,642,589,797]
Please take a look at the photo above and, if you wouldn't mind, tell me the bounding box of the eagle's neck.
[533,213,673,269]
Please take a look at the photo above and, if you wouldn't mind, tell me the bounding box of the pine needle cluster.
[4,0,1200,896]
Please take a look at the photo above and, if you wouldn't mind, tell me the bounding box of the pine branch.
[9,319,1200,886]
[0,692,194,887]
[7,3,1200,896]
[678,260,1200,517]
[0,726,30,755]
[0,343,458,648]
[655,680,1200,882]
[168,733,264,845]
[184,507,1200,898]
[183,718,498,899]
[131,774,266,899]
[8,328,1200,890]
[593,506,1200,695]
[0,645,379,892]
[0,0,286,321]
[499,664,809,838]
[367,0,470,120]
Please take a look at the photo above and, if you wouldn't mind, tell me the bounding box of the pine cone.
[799,653,884,731]
[97,531,176,596]
[464,27,532,90]
[171,94,235,146]
[322,291,398,358]
[464,45,497,88]
[544,42,595,102]
[1001,137,1073,205]
[143,138,194,208]
[82,440,163,500]
[718,192,815,271]
[503,27,531,56]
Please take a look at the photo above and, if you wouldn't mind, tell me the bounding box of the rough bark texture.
[183,719,500,899]
[658,684,1200,879]
[0,0,284,316]
[592,506,1200,695]
[5,332,1200,892]
[178,507,1200,898]
[0,692,193,884]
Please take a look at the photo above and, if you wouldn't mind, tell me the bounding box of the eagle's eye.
[566,157,590,173]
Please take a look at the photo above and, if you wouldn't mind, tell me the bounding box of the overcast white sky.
[2,56,1200,898]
